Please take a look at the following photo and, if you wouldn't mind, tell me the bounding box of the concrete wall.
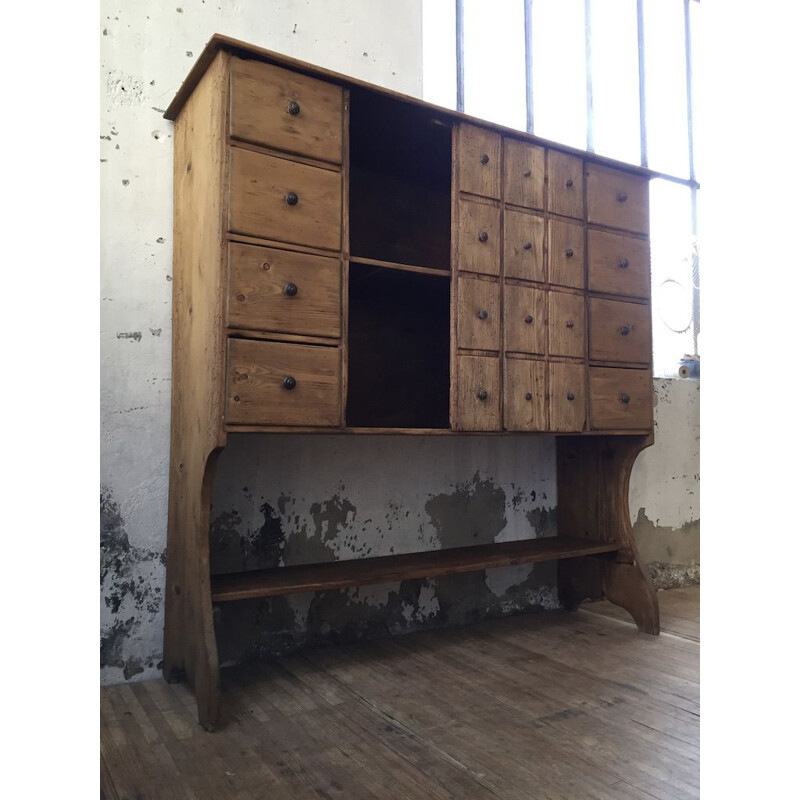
[100,0,699,685]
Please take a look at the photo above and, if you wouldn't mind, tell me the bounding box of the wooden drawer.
[504,138,545,210]
[504,285,546,355]
[548,151,584,219]
[227,243,341,338]
[227,339,340,427]
[457,278,500,351]
[457,198,501,275]
[587,164,648,234]
[458,123,501,198]
[229,147,342,251]
[549,291,585,359]
[590,367,652,429]
[589,298,651,364]
[548,218,585,289]
[504,359,547,431]
[229,58,343,164]
[549,363,586,432]
[504,209,545,282]
[457,355,501,431]
[588,229,650,298]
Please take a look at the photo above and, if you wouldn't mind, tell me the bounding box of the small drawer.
[504,285,546,355]
[589,298,651,364]
[588,229,650,298]
[456,355,500,431]
[229,147,342,251]
[504,137,545,209]
[457,278,500,351]
[227,243,341,338]
[549,363,586,432]
[586,164,648,234]
[458,123,501,198]
[548,218,585,289]
[457,198,501,276]
[504,358,547,432]
[504,209,545,282]
[230,58,343,164]
[590,367,652,430]
[548,150,584,219]
[549,291,585,359]
[227,339,341,427]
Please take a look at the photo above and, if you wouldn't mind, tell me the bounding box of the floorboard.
[101,586,700,799]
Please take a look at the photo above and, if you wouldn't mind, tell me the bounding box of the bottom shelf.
[210,537,620,602]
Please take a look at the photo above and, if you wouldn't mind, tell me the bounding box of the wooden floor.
[101,586,699,800]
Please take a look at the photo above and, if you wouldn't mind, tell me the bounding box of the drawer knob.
[565,248,574,258]
[617,191,628,202]
[287,100,301,116]
[283,376,297,390]
[566,320,574,328]
[283,282,298,296]
[477,309,489,320]
[285,191,299,206]
[525,392,533,401]
[567,392,575,401]
[566,178,574,188]
[523,169,532,177]
[620,325,631,336]
[480,153,490,165]
[524,315,533,324]
[477,389,488,401]
[478,231,489,243]
[619,258,630,269]
[523,241,532,250]
[619,393,631,404]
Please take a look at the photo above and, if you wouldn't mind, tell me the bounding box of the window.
[423,0,700,378]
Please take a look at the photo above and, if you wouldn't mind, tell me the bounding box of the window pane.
[649,179,696,377]
[463,0,527,130]
[530,0,587,149]
[423,0,457,109]
[644,0,690,177]
[589,0,641,164]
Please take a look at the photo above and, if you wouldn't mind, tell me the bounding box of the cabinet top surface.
[165,33,653,178]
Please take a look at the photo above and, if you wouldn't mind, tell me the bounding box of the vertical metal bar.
[584,0,594,151]
[456,0,465,113]
[524,0,534,133]
[691,184,699,355]
[637,0,647,167]
[684,0,696,181]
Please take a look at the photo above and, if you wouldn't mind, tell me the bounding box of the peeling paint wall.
[100,1,699,685]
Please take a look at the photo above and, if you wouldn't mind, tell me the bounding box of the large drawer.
[589,367,652,429]
[229,57,343,164]
[589,298,651,364]
[588,229,650,298]
[229,147,342,251]
[227,243,341,338]
[587,164,648,234]
[226,338,341,426]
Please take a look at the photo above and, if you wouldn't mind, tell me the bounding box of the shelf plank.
[210,536,621,602]
[349,255,450,277]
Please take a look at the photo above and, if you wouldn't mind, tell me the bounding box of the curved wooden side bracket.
[556,434,659,634]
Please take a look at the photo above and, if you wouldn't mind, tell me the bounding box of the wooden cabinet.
[164,36,660,730]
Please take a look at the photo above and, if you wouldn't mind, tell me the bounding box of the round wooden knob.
[620,325,631,336]
[565,248,574,258]
[566,320,574,328]
[523,169,532,177]
[619,393,630,404]
[477,309,488,320]
[566,178,574,188]
[285,191,299,206]
[477,389,488,401]
[617,191,628,202]
[524,315,533,324]
[567,392,575,401]
[619,258,630,269]
[525,392,533,401]
[480,153,489,165]
[287,100,301,116]
[478,231,489,243]
[283,376,297,390]
[523,241,532,250]
[283,282,298,296]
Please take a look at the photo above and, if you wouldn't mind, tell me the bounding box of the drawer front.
[549,363,586,432]
[504,358,547,431]
[227,243,341,338]
[457,355,501,431]
[504,138,545,210]
[589,298,651,364]
[457,199,501,275]
[548,151,584,219]
[229,147,342,250]
[549,218,585,289]
[549,291,586,359]
[586,164,648,234]
[227,339,341,427]
[458,124,501,198]
[504,285,546,355]
[504,209,545,282]
[590,367,652,430]
[457,279,501,351]
[588,229,650,298]
[230,58,343,164]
